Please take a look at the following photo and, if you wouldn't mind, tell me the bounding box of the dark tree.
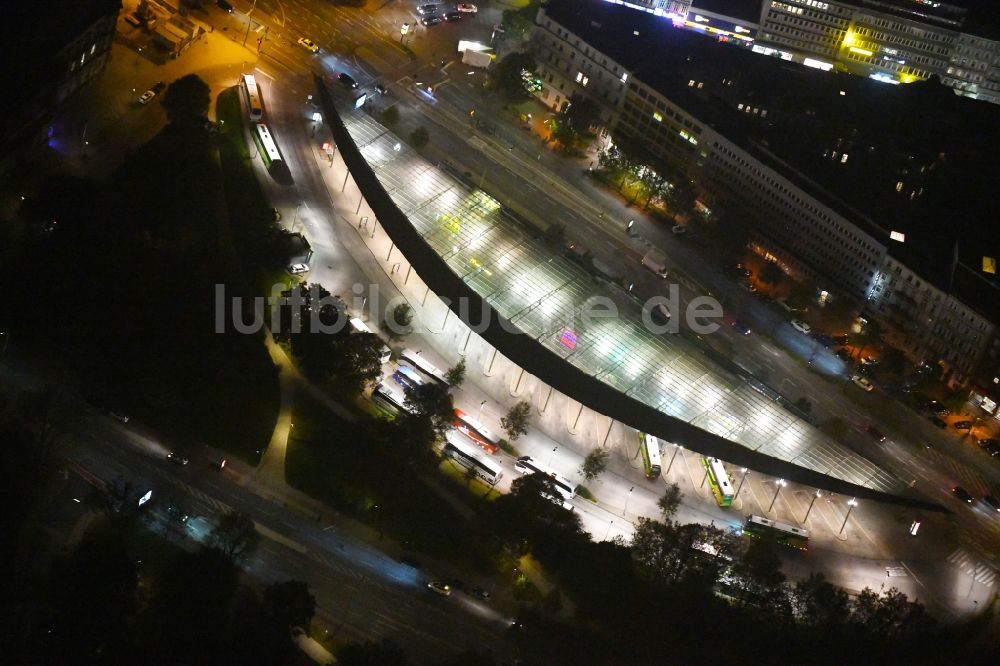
[209,511,259,563]
[792,572,851,627]
[161,74,211,126]
[445,358,466,388]
[793,397,812,414]
[380,105,400,126]
[500,401,531,441]
[487,52,536,101]
[759,261,784,285]
[326,332,386,395]
[656,482,684,521]
[580,448,609,482]
[262,580,316,629]
[403,382,454,437]
[385,302,413,340]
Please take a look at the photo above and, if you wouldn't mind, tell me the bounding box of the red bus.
[453,408,500,454]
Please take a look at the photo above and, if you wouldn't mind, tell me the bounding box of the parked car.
[138,90,156,105]
[166,505,190,523]
[651,303,671,325]
[373,82,388,95]
[457,3,478,12]
[732,263,751,278]
[982,494,1000,512]
[929,416,947,429]
[953,420,973,430]
[420,15,441,26]
[471,587,490,600]
[933,404,951,416]
[978,439,1000,456]
[338,73,358,89]
[297,37,319,53]
[416,3,439,15]
[152,80,166,93]
[791,319,811,334]
[861,355,880,366]
[851,375,874,392]
[952,486,974,503]
[671,224,687,236]
[832,334,849,345]
[865,425,886,443]
[287,263,310,275]
[444,11,462,21]
[427,581,451,596]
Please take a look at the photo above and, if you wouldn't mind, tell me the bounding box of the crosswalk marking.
[947,548,998,586]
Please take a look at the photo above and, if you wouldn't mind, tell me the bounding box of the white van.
[349,317,391,364]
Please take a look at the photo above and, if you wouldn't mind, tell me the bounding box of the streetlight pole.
[242,0,258,47]
[839,498,858,535]
[477,400,487,421]
[767,479,786,514]
[604,519,614,541]
[622,486,634,517]
[664,444,682,476]
[803,489,821,523]
[547,446,558,465]
[734,468,749,501]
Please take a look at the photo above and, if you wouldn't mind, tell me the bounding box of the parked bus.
[241,73,264,121]
[638,432,662,479]
[372,381,411,415]
[349,317,391,364]
[399,348,449,387]
[703,457,734,507]
[392,365,423,391]
[253,123,282,168]
[513,456,577,501]
[453,408,500,454]
[742,514,809,550]
[443,435,503,486]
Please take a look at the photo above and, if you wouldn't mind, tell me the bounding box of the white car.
[138,90,155,105]
[456,3,478,12]
[287,263,310,275]
[297,37,319,53]
[851,375,874,392]
[790,319,811,334]
[427,581,451,596]
[671,225,687,236]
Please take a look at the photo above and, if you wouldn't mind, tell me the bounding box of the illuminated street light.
[664,443,682,476]
[477,399,487,421]
[767,478,786,514]
[733,467,749,501]
[623,486,635,517]
[839,498,858,535]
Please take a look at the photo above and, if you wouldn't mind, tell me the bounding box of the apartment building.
[757,0,1000,103]
[533,0,1000,386]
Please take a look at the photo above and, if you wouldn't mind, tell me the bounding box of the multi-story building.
[1,0,122,156]
[604,0,694,18]
[533,0,1000,387]
[757,0,1000,104]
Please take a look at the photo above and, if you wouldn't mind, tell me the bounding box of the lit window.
[653,112,663,122]
[688,80,695,87]
[896,181,904,191]
[841,153,849,163]
[620,72,628,83]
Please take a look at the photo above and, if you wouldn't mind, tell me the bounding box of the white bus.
[513,456,577,501]
[253,123,282,167]
[349,317,391,364]
[399,348,449,387]
[443,435,503,486]
[241,73,264,121]
[373,381,411,415]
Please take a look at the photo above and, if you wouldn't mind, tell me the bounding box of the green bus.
[638,432,661,479]
[702,456,734,506]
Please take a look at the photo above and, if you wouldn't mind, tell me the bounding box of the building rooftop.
[690,0,764,24]
[542,0,1000,322]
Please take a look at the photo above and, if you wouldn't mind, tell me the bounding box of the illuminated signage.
[560,329,578,350]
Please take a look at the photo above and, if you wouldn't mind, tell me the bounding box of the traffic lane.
[66,424,513,653]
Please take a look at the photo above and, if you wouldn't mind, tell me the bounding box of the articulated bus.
[453,408,500,454]
[372,381,411,415]
[348,317,391,364]
[392,365,423,392]
[253,123,283,168]
[513,456,577,501]
[703,456,734,507]
[742,514,809,550]
[241,73,264,121]
[638,432,662,479]
[443,434,503,486]
[399,348,449,387]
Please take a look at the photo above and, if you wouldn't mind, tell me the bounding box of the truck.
[641,248,669,278]
[462,49,494,69]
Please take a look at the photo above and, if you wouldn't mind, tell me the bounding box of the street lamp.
[400,23,410,44]
[767,479,786,514]
[604,519,614,541]
[803,489,821,523]
[623,486,634,517]
[477,400,487,421]
[664,443,682,476]
[839,498,858,535]
[734,468,749,501]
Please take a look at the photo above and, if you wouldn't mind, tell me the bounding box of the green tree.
[500,400,531,441]
[791,572,851,627]
[385,302,413,340]
[209,510,259,563]
[656,482,683,521]
[580,448,609,482]
[326,332,385,395]
[409,126,429,148]
[501,2,540,39]
[487,52,536,101]
[380,105,400,126]
[445,358,466,387]
[161,74,211,126]
[262,580,316,629]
